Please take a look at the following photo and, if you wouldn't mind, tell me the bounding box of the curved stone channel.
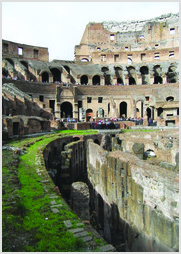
[44,133,179,252]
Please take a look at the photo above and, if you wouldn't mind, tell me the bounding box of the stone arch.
[153,65,163,84]
[144,149,156,159]
[5,58,14,67]
[146,107,151,120]
[120,101,127,118]
[97,107,104,118]
[80,75,88,85]
[92,75,100,85]
[20,60,28,69]
[63,65,70,74]
[101,66,111,85]
[154,76,163,84]
[129,77,136,85]
[157,107,163,117]
[167,63,178,83]
[166,96,174,101]
[115,66,124,84]
[61,101,73,118]
[127,65,137,85]
[42,71,49,83]
[140,65,149,84]
[81,58,89,62]
[86,108,93,121]
[50,68,61,83]
[101,66,109,72]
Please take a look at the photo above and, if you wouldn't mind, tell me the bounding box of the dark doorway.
[117,78,123,84]
[42,72,49,83]
[157,107,163,117]
[154,76,162,84]
[61,102,73,118]
[49,100,55,114]
[51,68,61,83]
[93,75,100,85]
[81,75,88,85]
[13,122,19,135]
[129,77,136,85]
[146,107,151,120]
[120,102,127,118]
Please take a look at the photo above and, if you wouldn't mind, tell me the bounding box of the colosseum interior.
[2,12,179,252]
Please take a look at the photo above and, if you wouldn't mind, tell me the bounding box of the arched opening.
[140,66,149,84]
[144,149,156,159]
[166,96,174,102]
[167,64,177,83]
[92,75,100,85]
[101,67,111,85]
[97,107,104,118]
[136,101,144,118]
[63,66,70,74]
[101,66,109,72]
[5,58,14,67]
[50,68,61,83]
[140,66,149,75]
[117,77,123,84]
[120,102,127,118]
[81,75,88,85]
[86,108,93,122]
[146,107,151,120]
[20,60,28,69]
[2,67,9,77]
[61,102,73,118]
[157,107,163,117]
[129,77,136,85]
[81,58,89,62]
[154,76,162,84]
[42,72,49,83]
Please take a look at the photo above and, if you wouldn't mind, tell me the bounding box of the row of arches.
[2,58,74,83]
[2,58,178,85]
[61,101,172,121]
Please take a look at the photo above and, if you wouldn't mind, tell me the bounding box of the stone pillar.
[73,102,79,120]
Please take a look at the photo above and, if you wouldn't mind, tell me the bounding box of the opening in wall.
[3,43,8,53]
[39,95,44,102]
[169,51,174,58]
[110,34,115,41]
[18,47,23,55]
[170,28,175,35]
[34,49,38,58]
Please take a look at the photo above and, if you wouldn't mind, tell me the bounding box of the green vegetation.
[2,129,104,252]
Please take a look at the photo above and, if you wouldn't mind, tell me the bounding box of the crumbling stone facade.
[2,12,179,133]
[86,138,179,251]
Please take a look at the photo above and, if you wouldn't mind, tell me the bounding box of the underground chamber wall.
[44,137,179,252]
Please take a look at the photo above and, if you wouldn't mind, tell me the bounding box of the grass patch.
[2,129,107,252]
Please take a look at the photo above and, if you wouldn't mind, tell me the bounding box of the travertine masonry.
[87,139,179,251]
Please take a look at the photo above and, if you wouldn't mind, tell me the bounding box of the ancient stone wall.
[86,139,179,251]
[75,13,179,65]
[2,39,49,62]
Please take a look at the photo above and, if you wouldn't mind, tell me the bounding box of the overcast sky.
[2,2,179,61]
